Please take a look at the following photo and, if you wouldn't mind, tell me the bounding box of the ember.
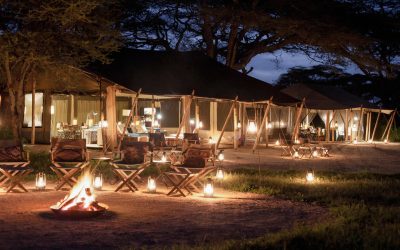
[51,171,108,217]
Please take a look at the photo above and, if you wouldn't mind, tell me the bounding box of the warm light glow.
[216,168,224,180]
[50,105,55,115]
[36,172,46,190]
[88,119,94,127]
[161,152,167,162]
[198,121,203,129]
[204,178,214,197]
[266,123,272,129]
[293,151,299,159]
[100,120,108,128]
[353,139,358,144]
[56,122,61,129]
[218,151,224,161]
[384,139,388,143]
[72,119,78,126]
[312,150,318,158]
[209,137,215,144]
[153,120,160,128]
[248,121,257,133]
[190,119,195,125]
[275,140,280,146]
[93,175,103,190]
[122,109,131,117]
[147,177,156,193]
[306,170,315,183]
[354,116,359,121]
[157,113,162,120]
[294,139,300,144]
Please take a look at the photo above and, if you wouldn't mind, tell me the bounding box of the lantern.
[190,119,195,125]
[100,120,108,128]
[216,168,224,180]
[312,149,318,158]
[384,139,388,143]
[35,172,46,190]
[353,139,358,144]
[237,121,242,129]
[50,105,55,115]
[153,119,160,128]
[209,137,215,144]
[147,176,156,193]
[294,139,300,144]
[275,140,280,146]
[293,151,299,159]
[157,113,162,120]
[93,174,103,190]
[198,121,203,129]
[248,121,257,133]
[266,123,272,129]
[122,109,131,117]
[306,169,315,183]
[217,150,224,161]
[161,152,167,162]
[72,119,78,126]
[204,178,214,197]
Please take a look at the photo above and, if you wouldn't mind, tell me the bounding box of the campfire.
[51,171,108,218]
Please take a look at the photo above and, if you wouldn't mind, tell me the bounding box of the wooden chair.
[111,141,152,192]
[148,132,174,160]
[0,139,32,193]
[50,138,90,190]
[164,144,216,197]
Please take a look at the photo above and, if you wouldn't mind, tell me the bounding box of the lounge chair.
[50,138,90,190]
[111,141,152,192]
[0,139,32,193]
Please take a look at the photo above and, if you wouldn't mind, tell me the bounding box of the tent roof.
[281,83,380,110]
[88,49,298,104]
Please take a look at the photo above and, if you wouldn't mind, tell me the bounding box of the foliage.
[28,151,53,174]
[179,169,400,249]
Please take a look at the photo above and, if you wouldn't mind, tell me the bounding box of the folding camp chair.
[50,138,90,190]
[148,132,174,160]
[183,133,200,145]
[164,144,216,197]
[111,141,152,192]
[0,139,32,193]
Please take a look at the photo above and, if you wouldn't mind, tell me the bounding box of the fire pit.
[51,172,108,219]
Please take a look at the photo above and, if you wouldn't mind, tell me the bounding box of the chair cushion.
[0,142,24,162]
[52,138,86,162]
[186,148,211,159]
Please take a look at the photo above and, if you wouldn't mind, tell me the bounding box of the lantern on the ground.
[209,137,215,144]
[353,139,358,144]
[306,169,315,183]
[216,168,224,180]
[217,150,224,161]
[35,172,46,190]
[275,140,280,146]
[312,149,319,158]
[384,139,388,143]
[190,119,195,125]
[294,139,300,144]
[147,176,156,193]
[93,174,103,190]
[293,151,299,159]
[248,121,257,133]
[204,178,214,197]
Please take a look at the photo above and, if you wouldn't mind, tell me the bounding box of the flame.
[55,171,98,211]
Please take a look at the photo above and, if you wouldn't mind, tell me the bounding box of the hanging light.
[384,139,388,143]
[354,116,359,121]
[216,168,224,180]
[353,139,358,144]
[217,150,224,161]
[306,169,315,183]
[198,121,203,129]
[203,178,214,197]
[147,176,156,193]
[157,113,162,120]
[93,174,103,190]
[237,121,242,129]
[35,172,46,190]
[248,121,257,133]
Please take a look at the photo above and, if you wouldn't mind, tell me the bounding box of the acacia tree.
[0,0,121,139]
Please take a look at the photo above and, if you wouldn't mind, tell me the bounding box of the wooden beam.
[31,75,36,144]
[195,101,200,133]
[371,109,381,141]
[264,103,269,148]
[105,85,117,152]
[233,102,238,149]
[118,89,141,151]
[216,96,238,149]
[344,109,348,141]
[176,90,195,139]
[253,97,273,152]
[325,111,330,141]
[356,107,363,141]
[292,98,305,141]
[151,95,155,133]
[382,109,396,141]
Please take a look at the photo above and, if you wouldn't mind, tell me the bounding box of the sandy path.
[0,185,325,249]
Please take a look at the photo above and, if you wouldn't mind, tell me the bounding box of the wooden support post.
[382,110,396,141]
[31,76,36,144]
[195,101,200,133]
[386,110,397,141]
[253,98,273,152]
[325,111,330,141]
[292,98,305,141]
[176,91,195,139]
[264,103,269,148]
[216,96,238,149]
[329,110,337,142]
[105,86,117,152]
[345,110,348,141]
[371,109,381,141]
[118,89,141,151]
[356,107,363,141]
[233,102,238,149]
[151,95,155,133]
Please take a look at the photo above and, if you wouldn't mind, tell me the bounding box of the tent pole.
[195,101,200,133]
[151,95,155,133]
[118,89,141,151]
[233,102,238,149]
[31,75,36,145]
[383,110,396,141]
[356,107,363,141]
[325,111,330,142]
[371,109,381,141]
[292,98,305,142]
[216,96,238,149]
[176,90,195,139]
[253,97,273,152]
[264,103,269,148]
[345,110,348,141]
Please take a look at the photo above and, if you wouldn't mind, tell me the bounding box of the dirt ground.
[1,142,398,249]
[0,185,325,249]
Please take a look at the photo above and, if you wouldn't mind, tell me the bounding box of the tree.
[0,0,121,139]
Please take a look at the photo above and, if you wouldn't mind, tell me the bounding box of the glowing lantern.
[216,168,224,180]
[237,121,242,129]
[384,139,388,143]
[334,121,339,128]
[275,140,280,146]
[266,123,272,129]
[198,121,203,129]
[203,178,214,197]
[100,120,108,128]
[190,119,195,125]
[153,119,160,128]
[93,174,103,190]
[157,113,162,120]
[50,105,55,115]
[353,139,358,144]
[312,150,319,158]
[306,169,315,183]
[248,121,257,133]
[354,116,359,121]
[294,139,300,144]
[209,137,215,144]
[147,176,156,193]
[217,150,224,161]
[293,151,299,159]
[72,119,78,126]
[35,172,46,190]
[161,152,167,162]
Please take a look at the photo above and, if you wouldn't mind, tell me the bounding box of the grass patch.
[187,169,400,249]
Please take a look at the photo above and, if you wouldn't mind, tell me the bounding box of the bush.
[29,151,53,174]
